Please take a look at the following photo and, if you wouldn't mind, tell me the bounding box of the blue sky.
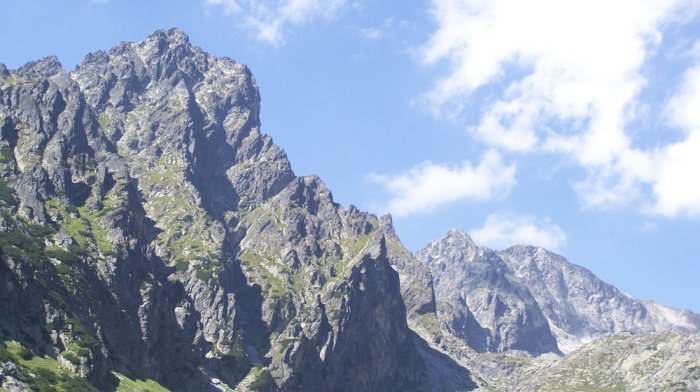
[2,0,699,312]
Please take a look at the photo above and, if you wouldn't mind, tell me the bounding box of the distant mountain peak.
[150,26,191,43]
[138,27,197,58]
[17,55,63,77]
[418,228,700,355]
[439,228,477,249]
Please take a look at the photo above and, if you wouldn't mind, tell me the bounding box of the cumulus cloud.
[205,0,347,45]
[652,129,700,217]
[421,0,700,217]
[422,0,680,151]
[369,150,516,216]
[359,17,403,41]
[471,212,567,251]
[359,18,389,41]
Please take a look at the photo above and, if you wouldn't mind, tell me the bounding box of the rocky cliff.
[416,229,700,357]
[416,229,560,356]
[1,27,698,392]
[0,28,474,391]
[411,229,700,391]
[502,244,700,353]
[520,331,700,392]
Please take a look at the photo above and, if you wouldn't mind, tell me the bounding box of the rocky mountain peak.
[0,28,467,391]
[108,27,197,66]
[507,243,563,257]
[419,228,700,356]
[417,230,560,355]
[149,27,192,47]
[444,228,475,244]
[135,27,206,76]
[4,26,698,392]
[417,228,478,266]
[16,55,63,78]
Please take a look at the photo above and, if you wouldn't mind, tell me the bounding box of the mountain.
[1,27,698,392]
[416,229,560,355]
[0,28,474,391]
[521,331,700,392]
[416,229,700,355]
[502,244,700,353]
[412,229,700,391]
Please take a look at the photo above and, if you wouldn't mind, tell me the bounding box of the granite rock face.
[412,229,700,391]
[416,229,560,356]
[416,229,700,357]
[520,331,700,392]
[502,244,700,353]
[2,27,697,392]
[0,28,467,391]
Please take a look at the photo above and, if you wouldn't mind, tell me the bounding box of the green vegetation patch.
[45,246,81,265]
[195,266,215,281]
[239,250,288,298]
[278,337,299,352]
[61,315,98,349]
[3,341,98,392]
[0,221,46,265]
[137,166,224,267]
[97,112,113,130]
[248,366,274,391]
[78,206,114,256]
[2,75,17,85]
[0,144,14,164]
[213,330,245,360]
[0,177,17,205]
[44,199,115,256]
[113,372,170,392]
[534,352,627,392]
[338,234,372,260]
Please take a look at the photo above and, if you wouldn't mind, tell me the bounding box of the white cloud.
[359,17,396,41]
[666,58,700,131]
[652,130,700,217]
[369,150,516,216]
[359,27,383,41]
[471,212,567,251]
[422,0,679,155]
[421,0,700,217]
[205,0,347,45]
[649,48,700,217]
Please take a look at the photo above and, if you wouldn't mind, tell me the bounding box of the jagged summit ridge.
[3,27,697,392]
[1,28,471,391]
[500,243,700,351]
[418,229,700,355]
[417,229,560,355]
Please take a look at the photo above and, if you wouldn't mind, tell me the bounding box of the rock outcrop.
[0,28,473,391]
[521,332,700,392]
[502,244,700,353]
[1,27,697,392]
[416,229,700,357]
[416,229,560,356]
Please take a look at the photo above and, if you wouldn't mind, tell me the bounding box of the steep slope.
[416,229,700,357]
[0,28,474,391]
[502,245,700,352]
[416,229,560,356]
[412,229,700,391]
[520,332,700,392]
[6,26,695,392]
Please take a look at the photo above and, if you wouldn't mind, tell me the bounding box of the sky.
[1,0,699,312]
